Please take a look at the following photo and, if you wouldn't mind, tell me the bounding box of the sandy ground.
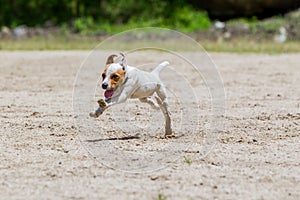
[0,51,299,200]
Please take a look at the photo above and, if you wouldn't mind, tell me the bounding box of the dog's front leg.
[89,86,134,118]
[89,99,107,118]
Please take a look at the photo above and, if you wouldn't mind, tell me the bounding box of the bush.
[173,6,211,32]
[73,17,95,33]
[0,0,212,34]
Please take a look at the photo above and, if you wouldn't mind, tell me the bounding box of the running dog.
[90,53,173,138]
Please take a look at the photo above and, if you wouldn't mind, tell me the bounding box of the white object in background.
[274,27,287,43]
[215,21,225,29]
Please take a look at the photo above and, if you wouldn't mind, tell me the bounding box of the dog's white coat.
[90,58,173,137]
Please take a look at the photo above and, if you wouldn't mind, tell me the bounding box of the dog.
[89,53,174,138]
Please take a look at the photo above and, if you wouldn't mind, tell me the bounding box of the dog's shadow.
[85,134,141,142]
[85,133,183,142]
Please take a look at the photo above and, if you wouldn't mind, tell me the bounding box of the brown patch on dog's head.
[106,54,117,66]
[109,68,126,90]
[102,54,117,80]
[102,69,107,81]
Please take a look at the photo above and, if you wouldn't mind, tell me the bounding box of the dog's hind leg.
[139,97,160,110]
[155,85,174,138]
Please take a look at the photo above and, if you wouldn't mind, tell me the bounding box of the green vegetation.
[65,5,211,34]
[158,193,167,200]
[0,36,98,50]
[227,15,287,34]
[184,156,192,165]
[1,1,299,52]
[256,17,286,32]
[0,0,211,33]
[202,39,300,53]
[1,36,300,53]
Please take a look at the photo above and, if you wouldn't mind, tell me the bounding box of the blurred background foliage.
[0,0,212,33]
[1,0,298,33]
[1,0,300,51]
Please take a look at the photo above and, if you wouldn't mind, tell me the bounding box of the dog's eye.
[111,74,119,79]
[102,73,106,80]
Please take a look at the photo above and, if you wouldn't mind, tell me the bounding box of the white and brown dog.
[90,53,174,138]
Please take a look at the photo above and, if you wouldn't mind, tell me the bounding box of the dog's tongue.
[104,90,114,98]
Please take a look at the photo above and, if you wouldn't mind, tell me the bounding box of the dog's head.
[101,53,127,99]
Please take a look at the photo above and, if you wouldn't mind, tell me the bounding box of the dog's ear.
[119,53,127,70]
[106,54,117,65]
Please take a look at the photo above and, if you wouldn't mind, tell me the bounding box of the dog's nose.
[102,82,108,89]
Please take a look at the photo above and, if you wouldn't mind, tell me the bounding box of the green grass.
[184,156,192,165]
[1,36,300,53]
[202,39,300,53]
[0,36,99,50]
[158,193,167,200]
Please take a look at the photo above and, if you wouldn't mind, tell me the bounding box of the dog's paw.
[89,112,98,118]
[89,107,104,118]
[164,128,175,138]
[157,133,175,139]
[165,133,176,139]
[97,99,107,108]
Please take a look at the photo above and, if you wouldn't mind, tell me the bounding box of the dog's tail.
[151,61,169,76]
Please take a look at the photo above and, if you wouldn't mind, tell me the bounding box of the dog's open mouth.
[104,89,114,99]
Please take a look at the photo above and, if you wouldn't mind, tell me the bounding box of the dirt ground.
[0,51,299,199]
